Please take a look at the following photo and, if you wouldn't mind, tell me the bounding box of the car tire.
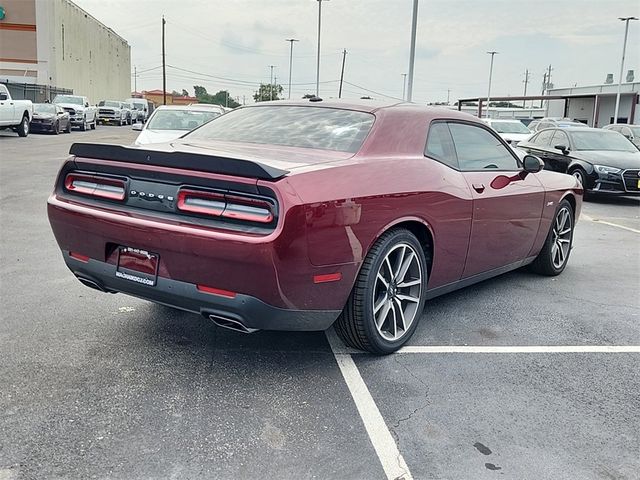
[65,121,71,133]
[53,120,60,135]
[16,114,29,137]
[80,116,87,131]
[530,199,574,276]
[91,117,96,130]
[335,228,428,354]
[570,167,589,200]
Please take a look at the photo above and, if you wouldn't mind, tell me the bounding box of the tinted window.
[147,109,220,131]
[551,130,569,147]
[570,131,637,152]
[187,106,374,153]
[534,129,554,146]
[425,122,458,168]
[449,123,518,171]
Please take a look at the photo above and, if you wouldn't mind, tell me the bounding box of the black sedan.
[30,103,71,134]
[518,127,640,196]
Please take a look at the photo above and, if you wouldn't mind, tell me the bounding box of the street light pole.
[315,0,328,97]
[613,16,638,124]
[162,15,166,105]
[285,38,299,100]
[269,65,275,101]
[401,73,407,101]
[406,0,419,102]
[485,51,498,118]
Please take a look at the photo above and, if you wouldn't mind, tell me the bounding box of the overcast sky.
[74,0,640,104]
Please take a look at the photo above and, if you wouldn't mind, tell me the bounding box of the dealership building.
[0,0,130,103]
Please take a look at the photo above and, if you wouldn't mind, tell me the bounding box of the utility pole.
[315,0,328,97]
[162,15,166,105]
[540,72,547,108]
[447,88,450,104]
[401,73,407,101]
[269,65,275,101]
[134,65,137,93]
[406,0,419,102]
[614,16,638,124]
[485,51,498,118]
[338,49,347,98]
[243,95,246,105]
[285,38,299,100]
[522,69,530,108]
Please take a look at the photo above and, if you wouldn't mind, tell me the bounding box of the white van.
[125,98,152,123]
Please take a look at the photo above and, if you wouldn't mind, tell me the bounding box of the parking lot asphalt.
[1,127,639,480]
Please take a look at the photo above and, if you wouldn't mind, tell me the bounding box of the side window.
[425,122,458,169]
[551,130,569,147]
[448,123,519,171]
[535,129,554,146]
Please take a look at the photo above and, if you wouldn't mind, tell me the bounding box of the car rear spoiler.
[69,143,290,181]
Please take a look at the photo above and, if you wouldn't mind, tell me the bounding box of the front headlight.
[594,165,621,175]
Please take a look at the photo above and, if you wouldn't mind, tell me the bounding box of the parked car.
[518,127,640,196]
[97,100,128,126]
[188,103,226,115]
[120,102,133,125]
[48,100,583,353]
[53,94,97,131]
[0,83,33,137]
[603,124,640,149]
[125,98,152,123]
[528,117,588,132]
[133,105,222,145]
[30,103,71,134]
[483,119,531,146]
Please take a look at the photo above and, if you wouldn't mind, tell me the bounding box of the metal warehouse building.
[546,81,639,127]
[0,0,130,103]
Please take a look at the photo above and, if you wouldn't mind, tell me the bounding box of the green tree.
[193,85,240,107]
[253,83,283,102]
[302,93,315,99]
[182,89,189,97]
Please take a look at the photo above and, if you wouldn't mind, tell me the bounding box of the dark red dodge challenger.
[48,100,582,353]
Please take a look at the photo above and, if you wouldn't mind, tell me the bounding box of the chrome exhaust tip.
[77,276,107,292]
[208,314,259,334]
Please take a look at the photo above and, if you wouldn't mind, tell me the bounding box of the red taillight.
[69,251,90,263]
[65,173,125,201]
[197,284,237,298]
[177,189,225,216]
[177,189,274,223]
[222,194,274,223]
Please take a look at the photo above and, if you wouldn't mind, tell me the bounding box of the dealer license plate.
[116,247,159,286]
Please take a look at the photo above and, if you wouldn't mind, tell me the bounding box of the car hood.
[134,129,188,145]
[55,103,84,111]
[572,150,640,169]
[134,139,355,172]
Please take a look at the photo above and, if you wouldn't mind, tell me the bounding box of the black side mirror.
[0,93,7,101]
[523,154,544,174]
[554,144,569,154]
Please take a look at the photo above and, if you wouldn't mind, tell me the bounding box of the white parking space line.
[581,214,640,234]
[325,329,413,480]
[396,345,640,354]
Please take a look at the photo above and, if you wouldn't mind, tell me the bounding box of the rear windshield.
[34,104,56,114]
[186,106,375,153]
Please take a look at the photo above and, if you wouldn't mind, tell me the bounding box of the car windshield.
[491,121,530,134]
[571,131,638,152]
[630,127,640,136]
[186,106,375,153]
[133,103,145,110]
[146,109,220,131]
[34,104,56,114]
[100,101,121,108]
[54,95,83,105]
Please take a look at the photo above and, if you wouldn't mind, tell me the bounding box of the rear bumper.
[63,251,340,331]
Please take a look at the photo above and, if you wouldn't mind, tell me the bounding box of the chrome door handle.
[472,183,485,193]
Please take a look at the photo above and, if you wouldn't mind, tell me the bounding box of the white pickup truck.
[0,83,34,137]
[53,94,97,131]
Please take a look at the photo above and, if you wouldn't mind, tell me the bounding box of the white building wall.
[596,94,636,126]
[36,0,130,103]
